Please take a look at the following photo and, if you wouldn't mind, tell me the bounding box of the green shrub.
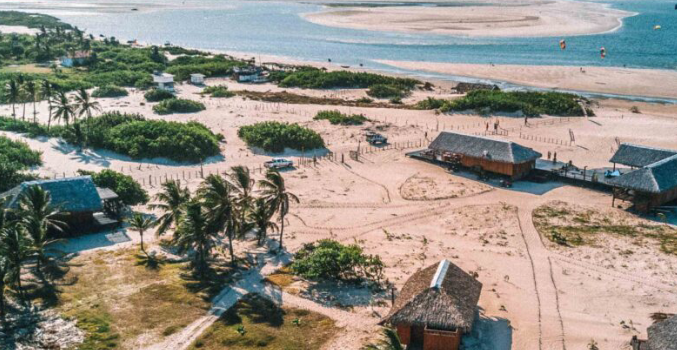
[144,89,175,102]
[202,85,234,98]
[0,116,51,137]
[415,97,446,110]
[104,120,219,162]
[92,86,128,98]
[0,135,42,168]
[152,98,206,115]
[441,90,585,117]
[314,110,368,125]
[367,84,406,99]
[277,68,420,90]
[356,97,373,104]
[77,169,148,206]
[291,239,384,283]
[238,121,324,153]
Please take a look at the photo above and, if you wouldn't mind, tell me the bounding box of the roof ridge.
[430,260,450,289]
[621,143,677,153]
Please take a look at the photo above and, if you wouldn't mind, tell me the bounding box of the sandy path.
[377,61,677,100]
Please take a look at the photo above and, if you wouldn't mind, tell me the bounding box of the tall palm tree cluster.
[0,186,65,324]
[2,77,100,128]
[144,167,297,276]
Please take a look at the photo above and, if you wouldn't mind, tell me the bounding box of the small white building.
[60,51,91,67]
[152,72,175,92]
[190,73,205,85]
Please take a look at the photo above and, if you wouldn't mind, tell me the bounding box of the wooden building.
[428,132,542,180]
[381,260,482,350]
[0,176,118,235]
[609,152,677,213]
[631,314,677,350]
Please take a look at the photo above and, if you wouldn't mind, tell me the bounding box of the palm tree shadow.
[134,253,166,270]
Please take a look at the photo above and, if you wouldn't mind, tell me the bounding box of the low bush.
[0,136,42,192]
[202,85,234,98]
[276,67,420,90]
[314,110,368,125]
[92,85,128,98]
[415,97,446,110]
[441,90,585,117]
[238,121,324,153]
[144,88,175,102]
[152,98,206,115]
[291,239,384,283]
[0,116,51,137]
[367,84,406,99]
[77,169,148,206]
[0,135,42,168]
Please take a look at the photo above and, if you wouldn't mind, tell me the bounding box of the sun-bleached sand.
[377,60,677,100]
[303,0,633,37]
[5,65,677,349]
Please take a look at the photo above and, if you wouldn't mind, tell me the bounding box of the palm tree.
[74,87,101,121]
[149,180,191,237]
[18,186,66,271]
[22,80,39,123]
[362,328,404,350]
[0,226,32,303]
[199,174,238,265]
[250,197,277,246]
[52,90,75,126]
[127,213,156,257]
[0,256,10,324]
[258,169,298,253]
[174,200,215,276]
[228,166,255,224]
[41,80,54,129]
[4,79,20,119]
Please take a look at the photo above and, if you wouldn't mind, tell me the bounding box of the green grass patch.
[533,202,677,255]
[0,11,72,29]
[202,85,234,98]
[55,249,217,349]
[238,121,325,153]
[188,293,337,350]
[314,110,368,125]
[441,90,586,117]
[366,84,407,99]
[153,98,206,115]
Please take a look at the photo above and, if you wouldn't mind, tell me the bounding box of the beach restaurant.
[381,260,482,350]
[426,132,542,180]
[609,144,677,213]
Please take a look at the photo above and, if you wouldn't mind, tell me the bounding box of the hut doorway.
[411,325,425,346]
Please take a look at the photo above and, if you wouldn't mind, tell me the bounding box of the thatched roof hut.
[609,155,677,194]
[647,314,677,350]
[430,132,541,165]
[610,143,677,168]
[1,176,104,213]
[381,260,482,333]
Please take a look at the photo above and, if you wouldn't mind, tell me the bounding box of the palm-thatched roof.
[381,260,482,332]
[609,155,677,194]
[0,176,104,213]
[647,314,677,350]
[610,143,677,168]
[429,132,542,164]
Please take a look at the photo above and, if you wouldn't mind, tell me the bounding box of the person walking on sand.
[553,152,557,164]
[524,116,528,126]
[486,122,489,131]
[547,151,551,160]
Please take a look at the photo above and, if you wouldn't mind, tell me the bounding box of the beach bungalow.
[0,176,119,234]
[59,50,91,67]
[233,66,268,83]
[380,260,482,350]
[190,73,206,85]
[427,132,542,180]
[609,154,677,213]
[609,143,677,171]
[631,314,677,350]
[152,71,175,91]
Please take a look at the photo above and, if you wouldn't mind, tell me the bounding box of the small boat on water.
[341,65,350,69]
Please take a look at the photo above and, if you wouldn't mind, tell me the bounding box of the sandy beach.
[303,0,633,37]
[377,60,677,100]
